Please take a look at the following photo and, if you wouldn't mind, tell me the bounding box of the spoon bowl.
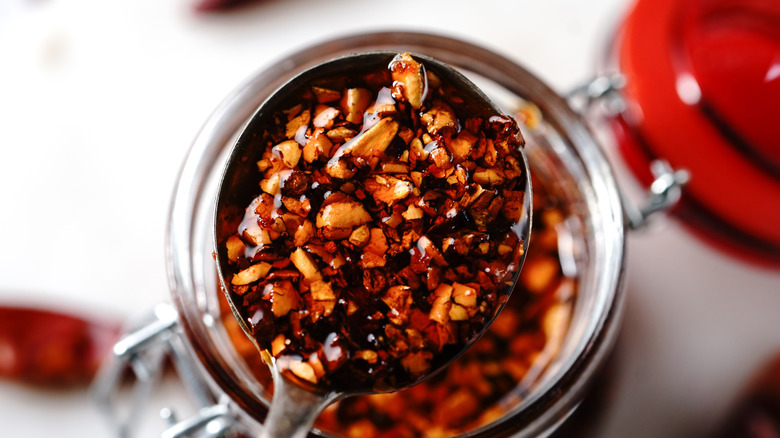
[214,51,532,437]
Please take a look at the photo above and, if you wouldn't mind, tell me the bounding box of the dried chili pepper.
[714,353,780,438]
[0,305,120,387]
[193,0,265,12]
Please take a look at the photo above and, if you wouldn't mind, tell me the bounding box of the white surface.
[1,0,779,436]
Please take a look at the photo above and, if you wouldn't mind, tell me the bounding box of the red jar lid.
[614,0,780,266]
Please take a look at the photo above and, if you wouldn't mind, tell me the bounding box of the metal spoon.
[213,51,533,438]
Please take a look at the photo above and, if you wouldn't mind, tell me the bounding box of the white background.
[1,0,779,436]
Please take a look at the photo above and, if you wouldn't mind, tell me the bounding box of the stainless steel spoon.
[214,51,532,438]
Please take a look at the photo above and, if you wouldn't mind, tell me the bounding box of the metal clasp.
[566,73,627,117]
[621,159,690,229]
[567,75,690,230]
[91,303,239,437]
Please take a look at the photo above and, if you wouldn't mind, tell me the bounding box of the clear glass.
[167,32,626,437]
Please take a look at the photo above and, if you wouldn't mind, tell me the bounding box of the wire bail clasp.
[91,303,238,438]
[567,74,690,230]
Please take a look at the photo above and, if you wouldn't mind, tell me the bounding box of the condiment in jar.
[215,52,530,394]
[219,167,574,437]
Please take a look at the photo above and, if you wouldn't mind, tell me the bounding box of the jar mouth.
[167,31,626,437]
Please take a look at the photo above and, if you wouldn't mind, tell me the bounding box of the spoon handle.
[260,371,340,438]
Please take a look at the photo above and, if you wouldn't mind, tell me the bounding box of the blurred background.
[1,0,778,436]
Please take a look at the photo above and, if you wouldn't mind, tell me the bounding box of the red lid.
[614,0,780,266]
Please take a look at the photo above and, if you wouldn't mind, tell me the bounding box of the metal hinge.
[91,303,241,438]
[567,74,690,230]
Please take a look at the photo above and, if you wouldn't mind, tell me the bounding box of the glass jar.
[119,32,628,437]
